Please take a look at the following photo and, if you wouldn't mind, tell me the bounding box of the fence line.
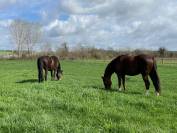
[157,58,177,64]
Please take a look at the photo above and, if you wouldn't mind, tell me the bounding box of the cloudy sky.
[0,0,177,50]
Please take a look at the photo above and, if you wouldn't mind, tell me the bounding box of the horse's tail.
[149,59,161,94]
[37,58,43,82]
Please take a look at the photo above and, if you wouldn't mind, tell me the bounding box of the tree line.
[9,19,175,60]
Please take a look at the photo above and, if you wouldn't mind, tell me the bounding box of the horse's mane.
[104,54,129,77]
[104,58,116,78]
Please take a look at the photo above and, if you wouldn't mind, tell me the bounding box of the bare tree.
[61,42,69,53]
[9,19,42,57]
[24,22,41,56]
[57,42,69,58]
[158,47,166,57]
[158,47,167,64]
[41,42,53,54]
[9,20,26,57]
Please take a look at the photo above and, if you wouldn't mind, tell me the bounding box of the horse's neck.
[104,63,114,79]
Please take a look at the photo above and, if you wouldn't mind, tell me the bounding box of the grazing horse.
[102,54,161,96]
[37,56,63,83]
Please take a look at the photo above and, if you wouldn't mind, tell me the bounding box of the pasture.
[0,51,12,55]
[0,59,177,132]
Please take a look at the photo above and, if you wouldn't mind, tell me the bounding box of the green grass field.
[0,59,177,133]
[0,51,12,55]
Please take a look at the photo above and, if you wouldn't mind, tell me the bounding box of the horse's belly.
[125,69,140,76]
[48,67,55,71]
[125,72,139,76]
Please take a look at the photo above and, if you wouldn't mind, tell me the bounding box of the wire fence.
[157,58,177,64]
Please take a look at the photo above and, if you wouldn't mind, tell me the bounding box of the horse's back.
[115,54,138,66]
[136,54,154,61]
[118,54,154,62]
[114,54,155,75]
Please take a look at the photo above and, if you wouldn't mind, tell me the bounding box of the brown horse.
[37,56,63,82]
[102,54,160,96]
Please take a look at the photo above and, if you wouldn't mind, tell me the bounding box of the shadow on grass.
[125,91,142,95]
[84,85,121,92]
[16,79,38,83]
[84,85,142,95]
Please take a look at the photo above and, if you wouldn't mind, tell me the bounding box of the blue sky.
[1,0,177,50]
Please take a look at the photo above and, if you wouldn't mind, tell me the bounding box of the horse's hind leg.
[149,71,160,96]
[38,70,43,82]
[38,70,40,82]
[142,74,150,95]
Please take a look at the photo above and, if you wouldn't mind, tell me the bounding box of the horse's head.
[56,69,63,80]
[102,76,112,89]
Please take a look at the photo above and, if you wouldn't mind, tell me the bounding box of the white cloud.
[0,19,12,27]
[0,0,17,9]
[42,0,177,50]
[60,0,155,18]
[1,0,177,50]
[44,15,99,37]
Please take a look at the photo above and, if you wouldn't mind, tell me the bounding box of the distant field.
[0,51,12,55]
[0,59,177,132]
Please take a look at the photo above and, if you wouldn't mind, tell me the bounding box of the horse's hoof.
[145,90,149,96]
[156,92,160,96]
[118,88,122,91]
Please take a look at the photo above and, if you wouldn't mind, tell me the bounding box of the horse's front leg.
[45,69,48,81]
[117,75,122,91]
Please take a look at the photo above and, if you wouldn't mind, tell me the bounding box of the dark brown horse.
[37,56,63,82]
[102,54,160,96]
